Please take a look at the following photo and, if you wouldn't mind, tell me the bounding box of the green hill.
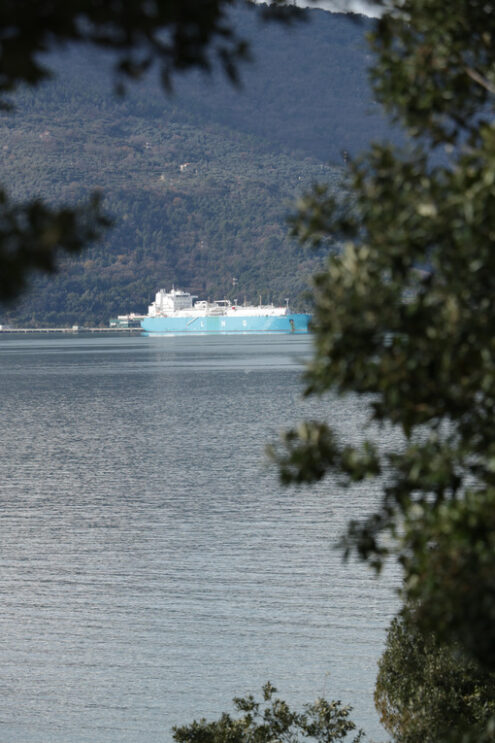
[0,5,389,326]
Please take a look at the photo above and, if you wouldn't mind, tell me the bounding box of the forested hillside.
[0,4,389,326]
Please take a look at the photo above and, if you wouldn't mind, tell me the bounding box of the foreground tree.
[172,683,364,743]
[375,606,495,743]
[274,0,495,677]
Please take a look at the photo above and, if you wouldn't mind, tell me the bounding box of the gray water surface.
[0,334,399,742]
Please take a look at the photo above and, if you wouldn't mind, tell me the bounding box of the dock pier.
[0,327,141,334]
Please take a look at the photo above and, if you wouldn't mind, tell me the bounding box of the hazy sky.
[315,0,381,15]
[264,1,383,17]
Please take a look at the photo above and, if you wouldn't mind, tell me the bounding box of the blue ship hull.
[141,313,311,334]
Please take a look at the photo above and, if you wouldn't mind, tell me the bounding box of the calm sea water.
[0,334,399,743]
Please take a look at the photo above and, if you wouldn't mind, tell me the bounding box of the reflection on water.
[0,334,399,742]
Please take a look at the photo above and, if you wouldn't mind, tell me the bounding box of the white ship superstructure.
[147,288,288,318]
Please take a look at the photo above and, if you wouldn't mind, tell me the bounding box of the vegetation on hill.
[0,5,391,326]
[1,102,339,324]
[0,0,264,313]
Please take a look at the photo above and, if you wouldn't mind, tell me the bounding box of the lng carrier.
[140,288,311,334]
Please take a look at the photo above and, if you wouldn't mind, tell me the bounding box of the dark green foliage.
[173,683,364,743]
[0,189,109,302]
[369,1,495,146]
[400,490,495,674]
[273,0,495,680]
[375,607,495,743]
